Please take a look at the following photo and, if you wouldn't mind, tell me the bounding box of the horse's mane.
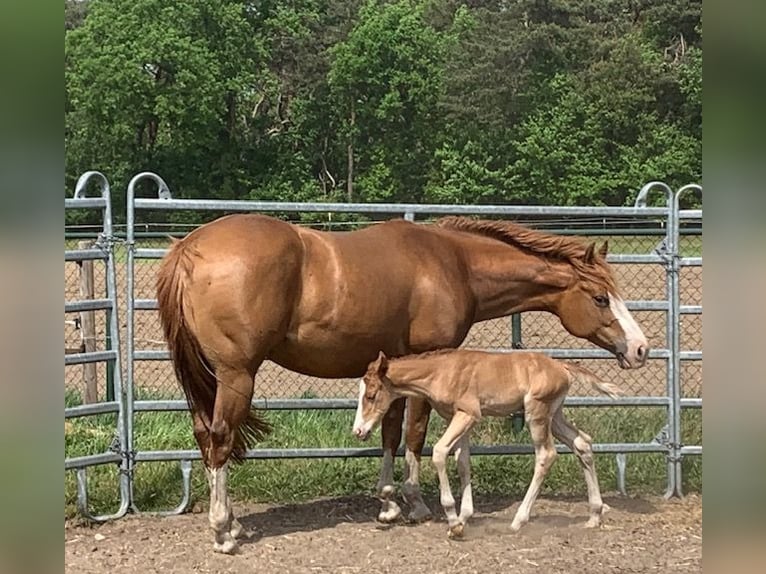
[434,216,618,292]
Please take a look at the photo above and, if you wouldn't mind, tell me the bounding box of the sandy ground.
[65,493,701,573]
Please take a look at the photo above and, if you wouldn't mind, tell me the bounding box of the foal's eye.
[593,295,609,308]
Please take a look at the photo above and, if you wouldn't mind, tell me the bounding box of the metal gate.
[65,172,702,517]
[64,171,130,519]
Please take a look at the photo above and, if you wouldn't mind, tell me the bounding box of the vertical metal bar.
[126,172,172,513]
[511,314,523,348]
[671,184,702,497]
[635,182,677,499]
[404,211,415,222]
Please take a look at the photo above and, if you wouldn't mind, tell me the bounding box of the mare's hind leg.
[194,411,247,541]
[377,398,406,523]
[510,399,558,531]
[402,397,433,522]
[207,368,255,554]
[551,407,604,528]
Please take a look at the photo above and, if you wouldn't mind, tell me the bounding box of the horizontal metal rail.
[132,395,673,413]
[134,197,671,218]
[680,446,702,455]
[65,452,122,470]
[680,257,702,267]
[65,299,114,313]
[65,350,118,365]
[130,348,703,362]
[66,402,121,418]
[65,249,108,262]
[131,298,675,313]
[680,398,702,408]
[133,442,669,463]
[65,198,108,210]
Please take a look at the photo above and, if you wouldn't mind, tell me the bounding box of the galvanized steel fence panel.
[65,172,702,518]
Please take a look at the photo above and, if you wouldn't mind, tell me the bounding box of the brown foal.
[157,214,648,553]
[355,350,623,538]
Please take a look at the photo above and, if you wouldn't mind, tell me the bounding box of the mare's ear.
[375,351,389,376]
[598,241,609,259]
[583,242,596,264]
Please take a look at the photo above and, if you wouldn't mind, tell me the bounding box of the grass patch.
[66,391,702,519]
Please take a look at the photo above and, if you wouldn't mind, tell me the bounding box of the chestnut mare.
[355,350,624,538]
[156,213,649,553]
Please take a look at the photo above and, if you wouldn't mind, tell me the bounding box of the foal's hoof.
[584,517,602,529]
[407,506,433,524]
[377,501,403,523]
[213,539,238,554]
[448,523,465,539]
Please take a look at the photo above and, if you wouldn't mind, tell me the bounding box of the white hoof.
[584,517,602,529]
[510,518,526,532]
[377,500,402,523]
[213,538,238,554]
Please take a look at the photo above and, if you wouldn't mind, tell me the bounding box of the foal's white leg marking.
[209,463,237,554]
[376,450,402,523]
[550,407,604,528]
[455,435,474,529]
[511,418,558,532]
[432,412,474,538]
[610,293,649,363]
[402,448,432,522]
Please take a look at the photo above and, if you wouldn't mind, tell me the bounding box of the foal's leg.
[510,401,558,531]
[402,397,433,522]
[551,407,604,528]
[452,434,474,537]
[207,369,255,554]
[377,397,406,523]
[432,411,476,538]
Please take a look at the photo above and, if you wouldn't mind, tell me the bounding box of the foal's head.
[353,352,397,441]
[555,241,649,369]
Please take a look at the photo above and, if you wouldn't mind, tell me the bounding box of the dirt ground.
[65,493,701,573]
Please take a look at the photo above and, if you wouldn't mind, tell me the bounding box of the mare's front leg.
[402,397,433,522]
[376,397,406,523]
[432,411,476,538]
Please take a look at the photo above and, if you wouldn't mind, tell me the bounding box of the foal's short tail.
[156,237,270,463]
[563,363,624,400]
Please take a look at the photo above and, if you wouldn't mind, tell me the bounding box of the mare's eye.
[593,294,609,308]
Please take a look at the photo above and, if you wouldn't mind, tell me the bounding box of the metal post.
[670,184,703,497]
[635,182,677,499]
[126,172,175,513]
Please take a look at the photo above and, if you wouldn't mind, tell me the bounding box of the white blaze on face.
[352,379,365,436]
[609,292,649,365]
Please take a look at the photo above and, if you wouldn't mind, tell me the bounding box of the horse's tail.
[563,362,624,400]
[156,237,270,462]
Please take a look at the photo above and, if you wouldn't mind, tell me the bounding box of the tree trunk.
[346,102,355,202]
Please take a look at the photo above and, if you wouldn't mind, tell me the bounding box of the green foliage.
[65,0,702,221]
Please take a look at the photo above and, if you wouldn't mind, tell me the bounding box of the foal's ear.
[583,242,597,264]
[598,241,609,259]
[375,351,389,375]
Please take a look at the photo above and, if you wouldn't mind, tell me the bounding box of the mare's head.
[555,241,649,369]
[352,352,396,441]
